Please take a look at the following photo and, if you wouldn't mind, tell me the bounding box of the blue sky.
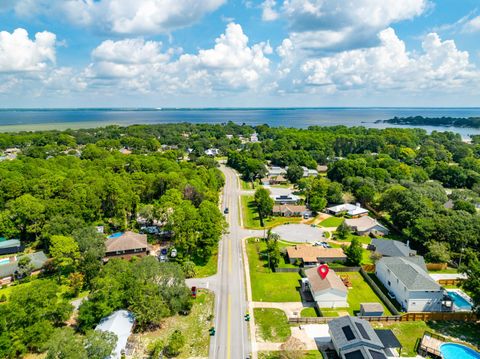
[0,0,479,107]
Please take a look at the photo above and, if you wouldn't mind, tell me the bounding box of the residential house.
[250,133,259,142]
[287,245,347,265]
[317,165,328,173]
[272,204,310,217]
[368,238,416,258]
[345,217,389,236]
[268,166,287,177]
[0,251,48,285]
[204,148,220,156]
[119,148,132,155]
[304,267,348,307]
[301,166,318,177]
[261,175,288,186]
[105,231,149,260]
[0,239,24,255]
[95,310,135,359]
[375,256,446,312]
[327,203,368,218]
[328,316,401,359]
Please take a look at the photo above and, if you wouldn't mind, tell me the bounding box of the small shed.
[360,302,384,316]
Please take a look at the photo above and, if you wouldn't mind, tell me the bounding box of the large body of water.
[1,108,480,137]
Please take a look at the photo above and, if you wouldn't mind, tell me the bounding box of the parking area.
[272,223,325,243]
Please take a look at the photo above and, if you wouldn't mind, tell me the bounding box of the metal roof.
[95,310,134,359]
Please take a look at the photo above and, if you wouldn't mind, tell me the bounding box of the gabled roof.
[0,251,48,278]
[273,204,308,214]
[287,245,346,262]
[328,316,384,351]
[369,238,413,257]
[305,267,348,294]
[327,203,368,216]
[96,310,134,359]
[0,239,21,249]
[105,231,148,253]
[378,256,440,291]
[345,217,389,233]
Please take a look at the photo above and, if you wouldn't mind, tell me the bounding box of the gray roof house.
[0,251,48,284]
[0,239,24,255]
[328,316,389,359]
[375,257,445,312]
[369,238,415,258]
[95,310,134,359]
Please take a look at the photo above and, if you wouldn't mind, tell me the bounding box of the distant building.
[272,204,309,217]
[261,175,288,186]
[345,217,389,236]
[375,256,446,312]
[328,316,401,359]
[95,310,134,359]
[304,267,348,308]
[204,148,220,156]
[327,203,368,218]
[268,166,287,177]
[0,251,48,285]
[250,133,259,142]
[104,231,149,261]
[301,166,318,177]
[272,194,300,204]
[287,245,346,265]
[0,239,24,255]
[119,148,132,155]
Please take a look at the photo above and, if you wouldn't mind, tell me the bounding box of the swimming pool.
[440,343,480,359]
[447,290,472,310]
[107,232,124,239]
[0,258,10,265]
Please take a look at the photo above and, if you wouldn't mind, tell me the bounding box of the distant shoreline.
[379,116,480,129]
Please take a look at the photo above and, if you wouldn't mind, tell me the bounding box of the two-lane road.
[210,165,251,359]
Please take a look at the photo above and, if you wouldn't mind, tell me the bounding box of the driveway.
[272,223,325,243]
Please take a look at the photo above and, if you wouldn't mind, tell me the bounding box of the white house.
[204,148,220,156]
[95,310,135,359]
[375,257,445,312]
[301,166,318,177]
[268,166,287,177]
[327,203,368,218]
[304,267,348,308]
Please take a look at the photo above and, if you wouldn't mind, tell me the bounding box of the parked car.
[224,207,229,214]
[191,286,197,298]
[313,241,322,246]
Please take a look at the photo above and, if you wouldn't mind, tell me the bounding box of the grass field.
[319,217,344,228]
[135,289,214,358]
[254,308,291,342]
[241,195,301,229]
[372,321,480,356]
[193,251,218,278]
[247,238,302,302]
[259,351,324,359]
[300,307,318,317]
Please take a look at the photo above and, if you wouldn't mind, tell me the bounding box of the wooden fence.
[426,263,448,271]
[359,268,400,315]
[438,278,463,286]
[288,311,477,325]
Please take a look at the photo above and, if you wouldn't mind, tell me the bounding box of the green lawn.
[193,251,218,278]
[259,351,323,359]
[327,272,391,316]
[247,239,302,302]
[241,179,254,190]
[319,217,344,228]
[241,195,301,230]
[428,267,459,274]
[372,321,480,356]
[319,308,340,317]
[300,307,318,317]
[139,289,214,358]
[254,308,291,342]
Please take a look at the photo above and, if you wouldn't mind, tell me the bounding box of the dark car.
[224,207,229,214]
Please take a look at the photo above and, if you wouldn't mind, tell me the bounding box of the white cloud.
[85,23,273,93]
[280,0,429,51]
[301,28,478,92]
[463,16,480,33]
[9,0,225,35]
[0,28,56,72]
[262,0,279,21]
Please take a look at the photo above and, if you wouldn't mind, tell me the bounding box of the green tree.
[309,194,327,212]
[15,255,34,280]
[182,261,196,279]
[72,227,106,287]
[84,330,117,359]
[336,221,349,240]
[286,164,304,183]
[425,242,451,263]
[460,256,480,314]
[254,188,274,227]
[266,231,282,270]
[49,235,80,275]
[7,194,45,240]
[164,330,185,357]
[45,327,87,359]
[344,238,363,266]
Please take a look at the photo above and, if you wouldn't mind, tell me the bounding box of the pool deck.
[419,333,444,358]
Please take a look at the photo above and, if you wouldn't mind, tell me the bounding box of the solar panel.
[344,350,365,359]
[342,325,356,341]
[355,322,371,340]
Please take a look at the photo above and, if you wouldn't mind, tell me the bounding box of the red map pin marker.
[317,264,329,280]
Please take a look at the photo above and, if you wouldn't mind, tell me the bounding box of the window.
[355,322,370,340]
[341,326,356,341]
[387,281,391,286]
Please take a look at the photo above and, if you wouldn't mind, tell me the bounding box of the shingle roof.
[328,316,384,351]
[105,231,148,253]
[369,238,413,257]
[378,257,440,291]
[273,204,307,214]
[287,245,346,262]
[345,217,388,233]
[0,251,48,278]
[360,303,384,313]
[305,267,348,294]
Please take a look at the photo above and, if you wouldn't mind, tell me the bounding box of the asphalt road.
[210,165,251,359]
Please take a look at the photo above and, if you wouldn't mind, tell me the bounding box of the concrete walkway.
[252,301,316,318]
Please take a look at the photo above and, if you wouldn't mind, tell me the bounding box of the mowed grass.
[241,195,301,230]
[319,217,344,228]
[300,307,318,317]
[193,251,218,278]
[259,351,324,359]
[247,239,302,302]
[135,289,214,358]
[254,308,291,342]
[372,321,480,356]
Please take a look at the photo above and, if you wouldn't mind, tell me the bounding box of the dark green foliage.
[254,188,274,226]
[286,164,304,183]
[164,330,185,357]
[344,238,363,266]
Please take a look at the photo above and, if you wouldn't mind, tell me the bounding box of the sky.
[0,0,480,108]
